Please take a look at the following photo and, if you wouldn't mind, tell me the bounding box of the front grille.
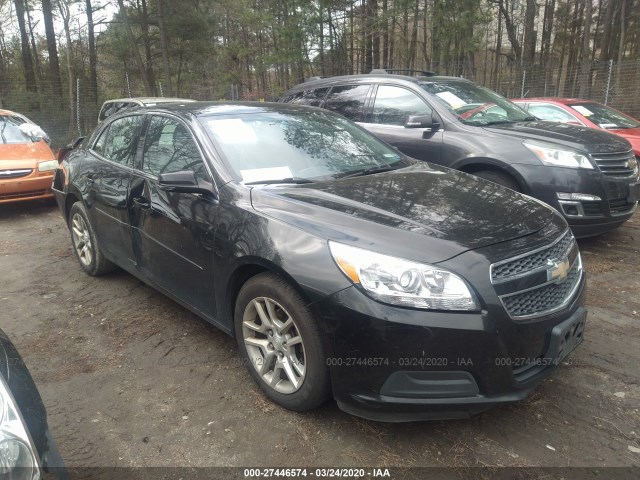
[609,197,635,215]
[0,169,33,179]
[501,257,582,318]
[582,201,603,216]
[592,150,637,178]
[491,230,573,282]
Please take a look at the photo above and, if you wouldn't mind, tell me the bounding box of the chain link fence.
[1,58,639,150]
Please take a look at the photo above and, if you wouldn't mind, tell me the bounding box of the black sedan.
[0,328,67,478]
[53,102,586,421]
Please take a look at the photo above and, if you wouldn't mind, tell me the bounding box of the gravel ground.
[1,200,639,478]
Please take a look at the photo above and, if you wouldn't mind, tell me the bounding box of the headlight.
[37,160,57,172]
[524,141,593,169]
[329,242,479,311]
[0,378,40,479]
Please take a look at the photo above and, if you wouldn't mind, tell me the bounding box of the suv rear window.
[323,85,370,122]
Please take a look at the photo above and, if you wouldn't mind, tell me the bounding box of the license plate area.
[547,308,586,364]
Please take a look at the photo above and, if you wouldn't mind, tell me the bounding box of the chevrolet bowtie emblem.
[547,258,570,283]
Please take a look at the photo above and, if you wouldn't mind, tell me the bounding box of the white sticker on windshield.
[240,166,292,184]
[435,91,468,109]
[207,118,257,144]
[571,105,593,116]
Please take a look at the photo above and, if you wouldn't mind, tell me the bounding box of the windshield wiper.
[337,164,399,179]
[244,177,316,186]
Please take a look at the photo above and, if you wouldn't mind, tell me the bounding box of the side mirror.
[404,114,435,129]
[158,170,215,196]
[57,136,85,162]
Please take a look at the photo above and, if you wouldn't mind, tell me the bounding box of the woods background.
[0,0,639,147]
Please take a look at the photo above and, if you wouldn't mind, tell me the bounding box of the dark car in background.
[0,328,67,479]
[53,102,586,421]
[281,71,640,238]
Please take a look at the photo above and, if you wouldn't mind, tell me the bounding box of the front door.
[129,114,217,318]
[361,84,443,164]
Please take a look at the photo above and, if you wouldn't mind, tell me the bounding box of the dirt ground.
[1,200,639,477]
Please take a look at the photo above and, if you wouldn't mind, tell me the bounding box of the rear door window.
[284,88,329,107]
[100,115,143,167]
[323,84,371,122]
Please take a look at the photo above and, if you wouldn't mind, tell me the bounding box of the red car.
[512,98,640,158]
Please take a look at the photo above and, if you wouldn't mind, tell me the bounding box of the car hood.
[250,163,561,264]
[608,128,640,155]
[0,141,55,167]
[483,120,632,154]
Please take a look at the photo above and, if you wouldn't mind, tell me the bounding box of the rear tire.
[68,202,116,276]
[473,170,521,192]
[234,272,330,411]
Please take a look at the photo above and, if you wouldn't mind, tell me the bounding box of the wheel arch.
[223,258,313,337]
[455,158,528,194]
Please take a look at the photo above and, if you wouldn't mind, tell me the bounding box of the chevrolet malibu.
[53,102,586,421]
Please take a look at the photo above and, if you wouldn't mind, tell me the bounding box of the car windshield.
[420,81,533,126]
[0,116,32,144]
[200,109,409,184]
[568,102,640,129]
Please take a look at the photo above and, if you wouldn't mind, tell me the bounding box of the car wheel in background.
[234,272,330,411]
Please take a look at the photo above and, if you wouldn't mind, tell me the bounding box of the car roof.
[286,73,470,93]
[102,97,195,105]
[123,101,337,118]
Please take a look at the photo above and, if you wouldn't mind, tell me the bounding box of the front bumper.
[0,172,55,204]
[512,164,637,237]
[311,275,586,422]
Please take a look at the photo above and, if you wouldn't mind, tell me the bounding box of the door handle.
[133,196,150,209]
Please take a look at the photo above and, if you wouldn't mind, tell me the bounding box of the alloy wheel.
[71,213,93,267]
[242,297,307,394]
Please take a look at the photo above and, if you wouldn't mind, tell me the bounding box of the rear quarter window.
[283,88,329,107]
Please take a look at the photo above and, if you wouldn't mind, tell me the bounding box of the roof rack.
[305,76,330,82]
[369,68,438,77]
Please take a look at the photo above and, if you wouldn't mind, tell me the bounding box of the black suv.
[53,102,586,421]
[281,72,640,238]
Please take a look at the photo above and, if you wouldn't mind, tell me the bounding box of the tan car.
[0,109,57,204]
[98,97,195,123]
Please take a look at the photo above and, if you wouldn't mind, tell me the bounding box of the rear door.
[129,114,217,318]
[83,114,144,266]
[361,84,443,163]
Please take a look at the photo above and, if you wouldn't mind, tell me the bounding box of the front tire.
[234,273,330,411]
[68,202,116,276]
[474,170,521,192]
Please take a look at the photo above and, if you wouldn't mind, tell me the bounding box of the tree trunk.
[14,0,38,94]
[139,0,157,95]
[156,0,174,96]
[42,0,63,99]
[578,0,592,97]
[85,0,98,108]
[382,0,388,67]
[522,0,537,66]
[57,0,76,137]
[116,0,153,94]
[499,0,521,62]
